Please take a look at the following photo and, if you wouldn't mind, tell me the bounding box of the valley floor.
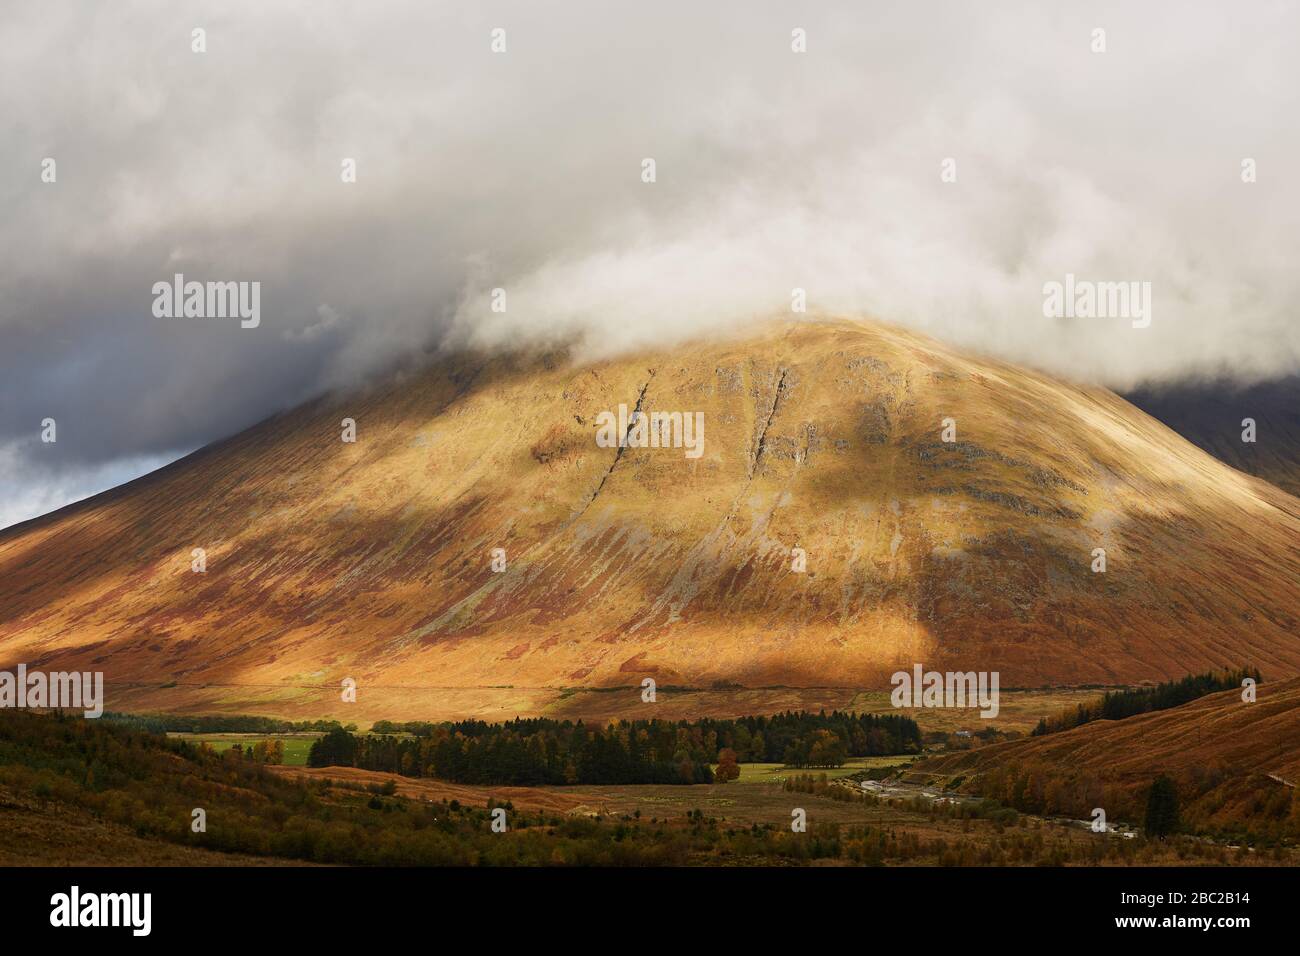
[265,766,1297,867]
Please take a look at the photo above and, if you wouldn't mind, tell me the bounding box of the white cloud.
[2,0,1298,527]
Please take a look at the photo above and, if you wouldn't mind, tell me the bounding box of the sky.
[2,0,1299,529]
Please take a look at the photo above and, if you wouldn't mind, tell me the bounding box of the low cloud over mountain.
[4,1,1299,527]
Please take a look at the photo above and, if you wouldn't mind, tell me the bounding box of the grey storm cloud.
[2,0,1299,528]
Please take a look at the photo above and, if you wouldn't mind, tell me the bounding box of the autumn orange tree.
[715,748,740,783]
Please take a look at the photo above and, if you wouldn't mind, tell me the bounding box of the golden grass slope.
[2,318,1299,717]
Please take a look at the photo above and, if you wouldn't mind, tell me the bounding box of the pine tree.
[1144,774,1181,838]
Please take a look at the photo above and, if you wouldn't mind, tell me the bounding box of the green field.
[167,733,318,766]
[725,755,918,784]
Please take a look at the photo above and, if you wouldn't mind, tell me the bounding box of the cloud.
[0,442,180,531]
[3,0,1299,527]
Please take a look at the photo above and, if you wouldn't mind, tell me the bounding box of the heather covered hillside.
[908,677,1300,842]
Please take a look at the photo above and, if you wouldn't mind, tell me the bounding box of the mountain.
[906,677,1300,837]
[1126,376,1300,497]
[3,318,1299,720]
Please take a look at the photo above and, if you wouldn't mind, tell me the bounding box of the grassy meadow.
[168,732,318,766]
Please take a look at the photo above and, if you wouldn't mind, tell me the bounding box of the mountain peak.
[3,319,1298,720]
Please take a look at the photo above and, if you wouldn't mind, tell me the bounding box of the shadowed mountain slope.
[1126,375,1300,497]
